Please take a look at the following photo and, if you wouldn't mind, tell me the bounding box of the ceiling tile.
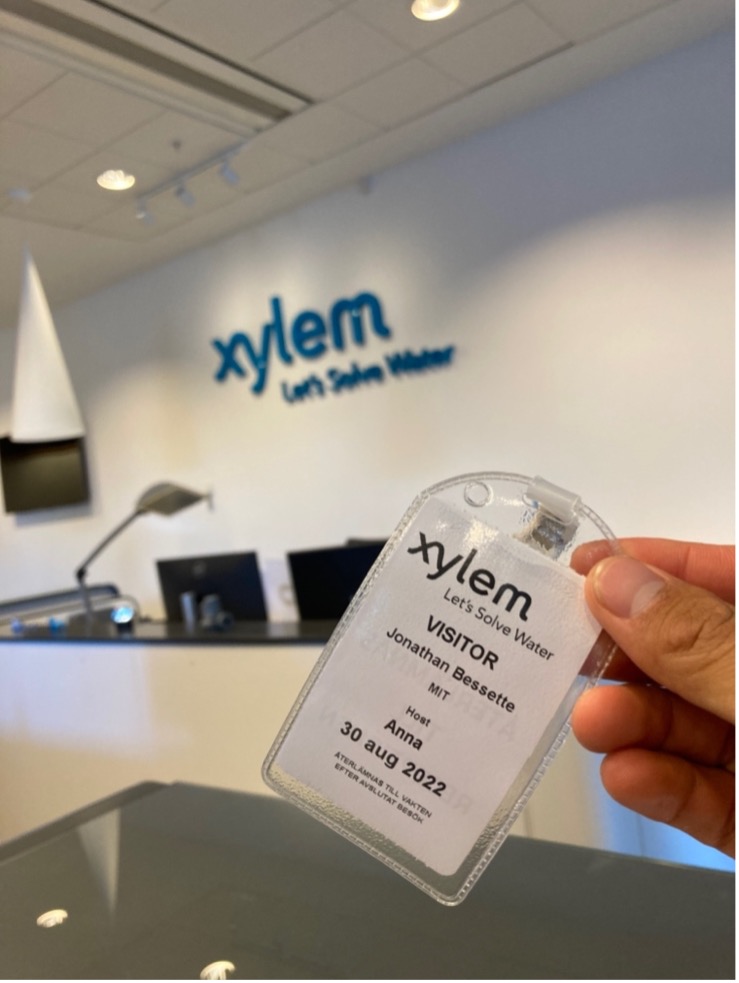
[252,9,408,99]
[0,168,45,203]
[527,0,673,43]
[0,44,65,117]
[145,0,336,62]
[334,58,464,128]
[3,184,119,228]
[423,4,568,87]
[347,0,513,51]
[109,110,248,170]
[259,103,380,161]
[227,141,304,192]
[8,73,164,145]
[0,120,96,182]
[83,198,191,241]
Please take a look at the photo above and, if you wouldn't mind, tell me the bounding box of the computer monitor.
[156,551,267,622]
[287,541,385,621]
[0,436,90,513]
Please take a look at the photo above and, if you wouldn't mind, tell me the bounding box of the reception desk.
[0,617,338,644]
[0,781,733,979]
[0,618,727,874]
[0,622,331,844]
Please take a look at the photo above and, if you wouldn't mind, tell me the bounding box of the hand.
[571,539,735,857]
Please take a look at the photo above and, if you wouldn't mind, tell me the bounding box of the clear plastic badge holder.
[263,473,617,904]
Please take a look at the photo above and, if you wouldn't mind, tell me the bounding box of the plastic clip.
[520,476,581,559]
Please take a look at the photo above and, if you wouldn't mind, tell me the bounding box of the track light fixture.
[136,201,153,224]
[175,184,195,206]
[219,159,240,186]
[134,139,249,222]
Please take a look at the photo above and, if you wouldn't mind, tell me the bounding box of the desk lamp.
[75,482,207,624]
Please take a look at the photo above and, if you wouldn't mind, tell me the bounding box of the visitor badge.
[263,473,616,904]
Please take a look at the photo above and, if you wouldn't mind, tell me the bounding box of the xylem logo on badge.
[212,292,391,392]
[407,530,532,621]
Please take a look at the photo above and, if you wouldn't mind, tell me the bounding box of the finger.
[573,539,735,603]
[585,556,735,723]
[572,685,735,768]
[600,748,735,857]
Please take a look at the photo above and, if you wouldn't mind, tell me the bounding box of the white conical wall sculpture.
[10,248,85,441]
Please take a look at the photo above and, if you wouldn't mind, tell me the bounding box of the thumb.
[586,555,735,724]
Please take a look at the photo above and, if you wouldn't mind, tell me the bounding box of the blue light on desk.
[111,604,136,632]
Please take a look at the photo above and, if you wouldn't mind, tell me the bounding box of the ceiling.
[0,0,733,328]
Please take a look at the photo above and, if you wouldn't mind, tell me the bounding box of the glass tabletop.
[0,782,733,979]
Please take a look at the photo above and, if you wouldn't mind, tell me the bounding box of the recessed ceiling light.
[411,0,460,21]
[200,960,235,980]
[96,169,136,191]
[36,909,68,928]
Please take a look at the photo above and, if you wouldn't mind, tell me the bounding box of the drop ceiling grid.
[249,9,411,101]
[103,1,677,99]
[0,32,267,230]
[331,58,466,129]
[106,109,247,167]
[0,0,685,216]
[4,181,121,227]
[527,0,674,43]
[0,117,98,182]
[135,0,342,64]
[7,72,165,144]
[0,40,189,222]
[419,5,569,88]
[0,0,731,326]
[0,43,66,115]
[346,0,516,52]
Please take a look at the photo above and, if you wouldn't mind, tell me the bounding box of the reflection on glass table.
[0,782,733,979]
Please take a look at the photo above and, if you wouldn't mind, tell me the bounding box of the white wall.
[0,32,733,867]
[0,31,732,617]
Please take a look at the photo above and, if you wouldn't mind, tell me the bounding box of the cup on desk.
[180,591,198,630]
[199,594,233,631]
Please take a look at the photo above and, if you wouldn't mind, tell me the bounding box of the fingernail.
[591,556,667,619]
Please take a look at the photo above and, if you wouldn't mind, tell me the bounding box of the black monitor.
[0,436,90,513]
[156,551,267,622]
[287,542,385,621]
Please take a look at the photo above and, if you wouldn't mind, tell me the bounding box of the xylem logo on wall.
[211,291,455,404]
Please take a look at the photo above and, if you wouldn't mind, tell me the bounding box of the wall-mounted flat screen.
[157,551,267,622]
[287,541,385,621]
[0,436,90,514]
